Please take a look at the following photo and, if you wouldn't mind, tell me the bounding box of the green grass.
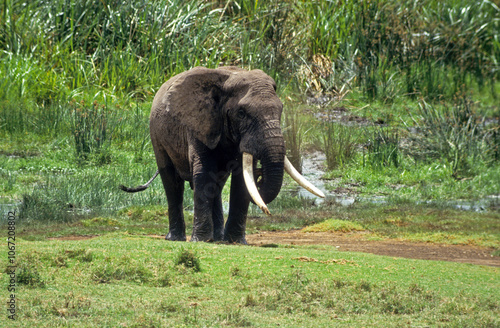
[1,2,499,323]
[1,235,498,327]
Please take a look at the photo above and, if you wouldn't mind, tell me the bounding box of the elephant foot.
[213,230,224,242]
[223,234,248,245]
[165,232,187,241]
[190,234,214,243]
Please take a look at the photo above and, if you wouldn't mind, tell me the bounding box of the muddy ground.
[246,230,500,267]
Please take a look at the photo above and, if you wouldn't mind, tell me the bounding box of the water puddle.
[288,151,498,212]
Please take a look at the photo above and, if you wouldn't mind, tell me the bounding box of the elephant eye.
[237,109,246,120]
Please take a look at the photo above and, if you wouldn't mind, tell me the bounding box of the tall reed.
[2,0,498,104]
[70,99,119,164]
[364,127,400,170]
[323,122,358,171]
[283,109,304,173]
[408,95,493,176]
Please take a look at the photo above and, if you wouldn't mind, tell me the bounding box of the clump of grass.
[154,272,173,288]
[81,217,123,227]
[119,206,168,222]
[364,127,400,169]
[65,249,94,262]
[302,219,365,233]
[175,248,201,272]
[323,122,358,170]
[230,265,241,277]
[15,260,46,288]
[19,188,76,224]
[283,108,304,173]
[49,292,92,318]
[218,306,252,327]
[51,255,68,268]
[92,256,152,284]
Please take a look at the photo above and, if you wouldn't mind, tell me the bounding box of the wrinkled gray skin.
[130,67,285,244]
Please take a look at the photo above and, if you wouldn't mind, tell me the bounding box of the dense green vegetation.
[1,0,498,215]
[2,0,499,100]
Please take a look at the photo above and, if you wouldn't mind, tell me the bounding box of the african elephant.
[121,66,324,243]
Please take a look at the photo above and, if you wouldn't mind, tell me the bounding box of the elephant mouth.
[242,152,325,215]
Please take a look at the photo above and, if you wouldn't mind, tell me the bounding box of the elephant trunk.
[258,151,285,204]
[241,120,285,213]
[254,120,285,205]
[241,121,326,215]
[242,151,284,215]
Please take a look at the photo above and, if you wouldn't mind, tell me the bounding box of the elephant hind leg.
[157,160,187,241]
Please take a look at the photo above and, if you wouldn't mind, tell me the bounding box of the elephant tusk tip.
[284,156,326,199]
[262,206,271,216]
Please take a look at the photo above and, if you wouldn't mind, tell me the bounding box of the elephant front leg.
[190,147,221,242]
[224,163,250,244]
[192,172,220,242]
[212,192,225,242]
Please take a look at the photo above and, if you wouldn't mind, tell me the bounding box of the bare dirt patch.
[246,230,500,267]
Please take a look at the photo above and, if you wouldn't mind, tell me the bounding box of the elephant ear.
[165,67,230,149]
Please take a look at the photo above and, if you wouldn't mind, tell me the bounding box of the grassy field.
[2,233,499,327]
[1,0,499,326]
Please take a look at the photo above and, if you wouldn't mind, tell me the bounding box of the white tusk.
[242,152,271,216]
[285,156,326,198]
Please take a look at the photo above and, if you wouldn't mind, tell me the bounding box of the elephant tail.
[119,170,160,193]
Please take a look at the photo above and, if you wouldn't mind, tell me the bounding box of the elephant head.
[121,66,323,243]
[220,67,287,211]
